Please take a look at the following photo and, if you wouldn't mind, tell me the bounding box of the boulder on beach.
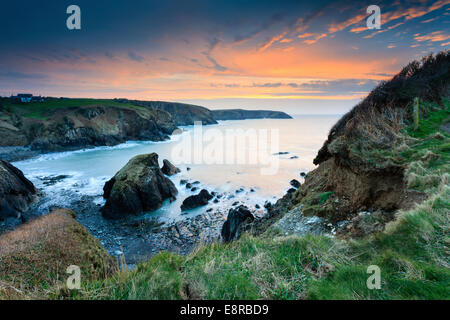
[161,159,180,176]
[180,189,213,211]
[290,179,301,188]
[0,160,37,220]
[101,153,178,219]
[287,188,296,194]
[221,205,254,242]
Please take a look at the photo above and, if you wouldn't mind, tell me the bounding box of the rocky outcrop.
[161,159,180,176]
[221,205,254,242]
[212,109,292,120]
[0,160,37,220]
[180,189,213,211]
[115,99,217,125]
[101,153,178,219]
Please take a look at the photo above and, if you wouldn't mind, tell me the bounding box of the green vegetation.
[1,98,147,119]
[67,100,448,300]
[318,191,334,204]
[413,97,420,131]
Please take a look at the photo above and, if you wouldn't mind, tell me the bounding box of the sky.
[0,0,449,114]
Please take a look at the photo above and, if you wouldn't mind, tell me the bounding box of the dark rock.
[255,204,260,209]
[290,155,299,159]
[0,160,37,220]
[161,159,180,176]
[186,183,193,189]
[213,199,219,203]
[287,188,296,194]
[232,201,239,206]
[101,153,178,219]
[192,181,200,185]
[273,151,289,155]
[186,167,191,171]
[264,201,272,209]
[191,187,198,192]
[40,174,71,186]
[300,172,307,177]
[180,189,213,210]
[180,179,188,185]
[221,205,254,242]
[290,179,301,188]
[250,188,255,192]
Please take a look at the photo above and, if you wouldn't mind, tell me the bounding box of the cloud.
[258,32,287,51]
[363,22,404,39]
[0,71,47,80]
[328,13,366,33]
[421,17,438,23]
[128,51,144,62]
[296,79,380,94]
[232,13,285,44]
[252,82,283,88]
[202,53,228,71]
[303,33,327,45]
[349,26,367,33]
[105,51,115,59]
[344,0,450,36]
[201,37,228,72]
[297,32,315,39]
[414,31,450,42]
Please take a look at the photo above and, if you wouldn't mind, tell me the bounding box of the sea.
[12,115,340,223]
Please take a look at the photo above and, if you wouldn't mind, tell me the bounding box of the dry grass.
[315,51,449,165]
[0,209,115,299]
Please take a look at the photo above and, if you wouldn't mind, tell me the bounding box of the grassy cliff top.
[0,98,149,119]
[0,209,115,299]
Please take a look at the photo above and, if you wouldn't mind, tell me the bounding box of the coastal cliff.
[114,99,218,125]
[0,100,177,160]
[211,109,292,120]
[289,52,449,228]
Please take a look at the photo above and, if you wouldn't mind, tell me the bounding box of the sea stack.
[101,153,178,219]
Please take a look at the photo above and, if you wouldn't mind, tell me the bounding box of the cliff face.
[0,104,177,153]
[115,99,217,125]
[277,52,449,232]
[0,160,37,220]
[211,109,292,120]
